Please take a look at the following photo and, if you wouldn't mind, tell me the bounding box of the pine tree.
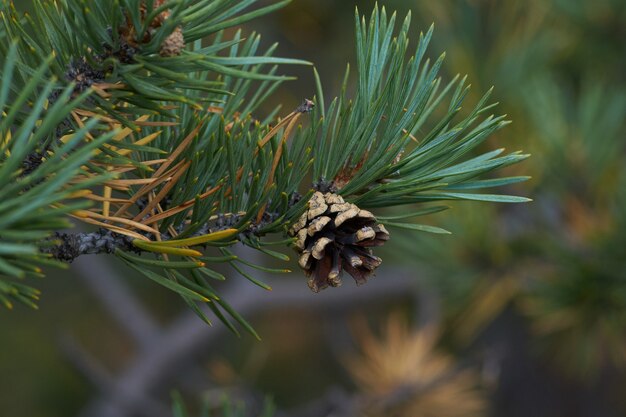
[0,0,528,339]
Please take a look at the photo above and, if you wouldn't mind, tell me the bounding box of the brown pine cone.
[160,27,185,57]
[289,192,390,292]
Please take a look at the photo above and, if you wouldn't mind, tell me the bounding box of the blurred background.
[1,0,625,416]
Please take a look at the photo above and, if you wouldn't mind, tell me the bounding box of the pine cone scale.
[289,192,390,292]
[307,216,332,235]
[334,206,360,227]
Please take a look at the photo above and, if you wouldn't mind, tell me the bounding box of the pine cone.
[289,192,390,292]
[160,27,185,57]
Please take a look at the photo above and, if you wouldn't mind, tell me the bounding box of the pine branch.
[42,197,301,263]
[1,1,529,334]
[44,230,139,262]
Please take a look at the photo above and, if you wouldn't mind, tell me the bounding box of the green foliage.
[0,44,116,309]
[216,2,534,233]
[0,0,309,125]
[304,6,528,221]
[0,0,528,337]
[124,5,528,335]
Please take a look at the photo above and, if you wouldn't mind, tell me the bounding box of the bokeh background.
[1,0,625,416]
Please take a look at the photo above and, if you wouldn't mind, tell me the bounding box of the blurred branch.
[72,253,161,350]
[361,364,465,416]
[77,268,418,417]
[276,387,356,417]
[59,334,170,417]
[280,364,470,417]
[59,334,114,392]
